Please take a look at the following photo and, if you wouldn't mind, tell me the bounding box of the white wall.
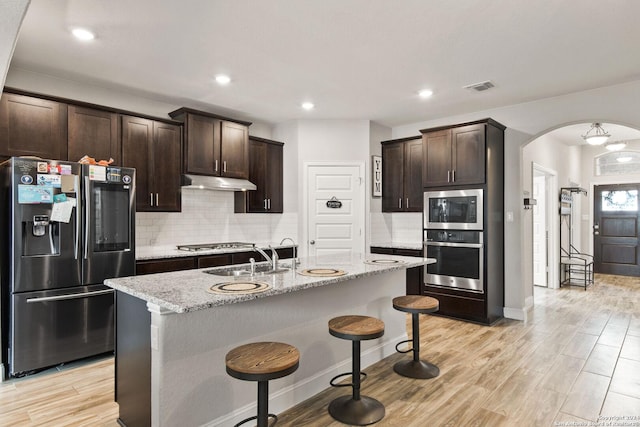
[391,79,640,320]
[521,133,582,299]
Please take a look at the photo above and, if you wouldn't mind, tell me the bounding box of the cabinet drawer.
[136,257,196,275]
[198,254,232,268]
[394,248,423,257]
[231,251,266,264]
[370,246,394,255]
[423,289,487,323]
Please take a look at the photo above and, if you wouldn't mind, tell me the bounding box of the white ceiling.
[9,0,640,130]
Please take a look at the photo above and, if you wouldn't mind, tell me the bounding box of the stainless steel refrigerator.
[0,157,135,377]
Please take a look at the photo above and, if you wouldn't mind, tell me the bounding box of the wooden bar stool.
[328,315,385,426]
[226,341,300,427]
[392,295,440,379]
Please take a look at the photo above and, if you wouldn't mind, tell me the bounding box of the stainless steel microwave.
[423,188,483,230]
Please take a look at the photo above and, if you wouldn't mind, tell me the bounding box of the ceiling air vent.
[463,80,495,92]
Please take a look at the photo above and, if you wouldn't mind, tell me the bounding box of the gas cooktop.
[176,242,254,252]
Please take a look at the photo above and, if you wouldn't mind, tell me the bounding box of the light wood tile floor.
[1,274,638,426]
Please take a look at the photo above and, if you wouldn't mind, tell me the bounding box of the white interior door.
[306,164,365,257]
[533,174,548,287]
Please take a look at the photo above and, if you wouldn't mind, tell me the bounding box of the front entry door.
[594,184,640,276]
[306,164,364,257]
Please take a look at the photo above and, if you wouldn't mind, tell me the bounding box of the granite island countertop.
[105,252,435,313]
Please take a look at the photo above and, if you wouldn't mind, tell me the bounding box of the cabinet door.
[121,115,153,211]
[422,130,451,187]
[382,142,404,212]
[266,143,283,213]
[404,138,423,212]
[246,139,268,212]
[68,106,120,164]
[220,121,248,179]
[185,114,220,175]
[152,122,182,212]
[423,129,451,187]
[452,124,485,185]
[0,93,67,160]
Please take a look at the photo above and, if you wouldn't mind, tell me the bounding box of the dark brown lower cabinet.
[135,257,196,275]
[135,248,295,275]
[370,246,423,295]
[422,286,486,323]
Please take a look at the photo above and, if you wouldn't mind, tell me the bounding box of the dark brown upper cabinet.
[0,92,67,160]
[169,108,251,179]
[422,123,485,187]
[235,136,284,213]
[67,105,120,164]
[381,137,422,212]
[121,115,182,212]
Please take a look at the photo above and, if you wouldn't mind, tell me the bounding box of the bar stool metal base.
[393,359,440,379]
[328,395,385,426]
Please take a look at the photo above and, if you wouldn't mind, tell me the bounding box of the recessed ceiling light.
[418,89,433,98]
[71,28,95,41]
[301,102,314,110]
[215,74,231,85]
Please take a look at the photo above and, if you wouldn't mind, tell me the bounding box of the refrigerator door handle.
[26,289,114,303]
[75,199,80,259]
[84,176,90,260]
[49,222,56,254]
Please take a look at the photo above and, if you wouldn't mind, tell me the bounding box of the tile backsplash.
[137,190,420,249]
[136,190,298,247]
[370,212,422,244]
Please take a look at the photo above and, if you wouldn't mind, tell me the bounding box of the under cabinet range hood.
[182,174,257,191]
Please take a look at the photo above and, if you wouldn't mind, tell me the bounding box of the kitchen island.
[105,252,435,427]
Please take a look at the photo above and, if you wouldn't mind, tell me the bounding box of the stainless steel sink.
[204,265,289,277]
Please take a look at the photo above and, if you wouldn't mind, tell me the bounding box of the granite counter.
[106,252,432,313]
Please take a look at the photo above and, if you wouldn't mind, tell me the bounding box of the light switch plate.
[506,211,514,222]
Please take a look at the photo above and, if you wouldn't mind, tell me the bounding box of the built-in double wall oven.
[423,188,484,293]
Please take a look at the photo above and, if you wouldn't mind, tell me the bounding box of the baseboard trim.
[205,332,407,427]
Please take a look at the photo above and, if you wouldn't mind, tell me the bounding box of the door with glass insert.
[594,184,640,276]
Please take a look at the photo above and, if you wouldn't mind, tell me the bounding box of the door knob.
[310,240,315,245]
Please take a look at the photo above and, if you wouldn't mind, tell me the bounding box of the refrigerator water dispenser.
[22,215,59,256]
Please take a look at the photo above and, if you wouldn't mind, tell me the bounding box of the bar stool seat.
[328,315,385,426]
[392,295,440,379]
[226,341,300,427]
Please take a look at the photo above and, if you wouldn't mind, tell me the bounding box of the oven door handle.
[424,241,484,249]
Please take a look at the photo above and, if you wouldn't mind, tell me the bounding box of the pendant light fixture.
[582,123,611,145]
